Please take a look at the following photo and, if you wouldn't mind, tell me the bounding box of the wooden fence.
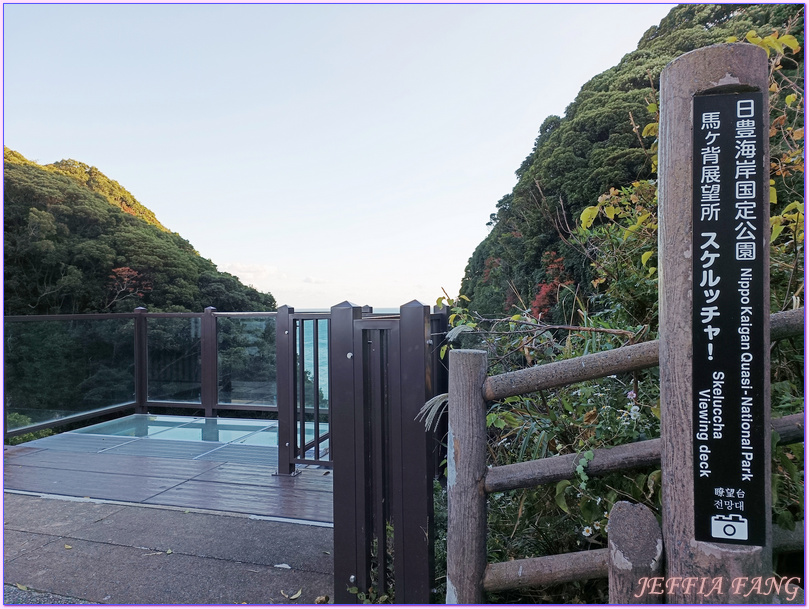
[447,43,805,604]
[445,307,804,603]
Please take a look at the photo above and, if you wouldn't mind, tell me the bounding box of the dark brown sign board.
[692,91,766,546]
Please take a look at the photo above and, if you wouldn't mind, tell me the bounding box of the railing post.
[394,300,435,603]
[330,301,365,603]
[446,349,488,604]
[133,307,148,414]
[275,305,296,475]
[659,43,771,602]
[430,304,450,477]
[607,501,663,603]
[200,307,218,418]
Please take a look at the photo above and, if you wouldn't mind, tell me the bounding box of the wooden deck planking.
[22,433,139,453]
[3,449,223,478]
[4,463,188,503]
[5,434,333,523]
[143,476,333,522]
[101,438,238,461]
[3,445,45,458]
[192,444,279,465]
[193,462,334,492]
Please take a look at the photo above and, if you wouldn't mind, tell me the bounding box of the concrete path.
[3,492,334,605]
[4,584,94,605]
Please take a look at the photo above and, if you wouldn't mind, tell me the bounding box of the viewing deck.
[3,417,335,604]
[4,303,448,603]
[4,416,333,524]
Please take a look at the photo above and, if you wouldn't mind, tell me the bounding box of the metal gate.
[275,307,332,474]
[276,300,447,601]
[329,301,447,603]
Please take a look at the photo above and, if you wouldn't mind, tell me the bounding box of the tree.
[461,4,805,319]
[4,147,277,314]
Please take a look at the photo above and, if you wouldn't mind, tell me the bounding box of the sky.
[3,2,676,310]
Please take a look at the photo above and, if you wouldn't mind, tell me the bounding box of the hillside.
[447,6,804,602]
[460,3,804,320]
[4,147,276,314]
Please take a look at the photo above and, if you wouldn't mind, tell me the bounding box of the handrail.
[484,412,804,493]
[483,548,609,592]
[484,308,804,401]
[484,341,658,402]
[4,312,138,322]
[481,520,805,593]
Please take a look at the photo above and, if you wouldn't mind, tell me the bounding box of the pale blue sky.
[3,2,675,309]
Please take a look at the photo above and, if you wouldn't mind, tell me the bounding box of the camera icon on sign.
[710,514,749,540]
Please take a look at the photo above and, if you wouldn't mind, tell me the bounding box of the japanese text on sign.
[692,92,766,547]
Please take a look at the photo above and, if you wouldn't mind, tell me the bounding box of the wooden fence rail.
[485,411,804,494]
[484,307,803,401]
[478,416,804,598]
[480,522,804,595]
[446,307,804,603]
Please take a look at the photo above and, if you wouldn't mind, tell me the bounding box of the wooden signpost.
[659,43,772,602]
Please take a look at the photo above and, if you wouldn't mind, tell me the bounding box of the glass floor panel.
[72,414,276,443]
[73,414,203,438]
[148,424,267,443]
[236,423,329,447]
[235,430,278,446]
[70,414,327,450]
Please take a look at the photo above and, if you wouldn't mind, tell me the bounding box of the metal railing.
[4,307,279,439]
[329,301,449,604]
[4,300,455,605]
[276,307,332,471]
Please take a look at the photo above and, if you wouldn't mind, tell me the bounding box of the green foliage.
[431,480,449,603]
[755,17,805,315]
[45,158,168,230]
[4,148,276,314]
[346,522,395,603]
[345,587,390,604]
[574,180,660,330]
[4,413,53,445]
[460,4,805,320]
[772,435,803,532]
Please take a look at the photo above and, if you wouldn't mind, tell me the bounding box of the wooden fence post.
[607,501,663,603]
[446,349,488,604]
[659,43,771,602]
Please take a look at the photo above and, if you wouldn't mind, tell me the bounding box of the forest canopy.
[459,3,804,321]
[4,147,276,314]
